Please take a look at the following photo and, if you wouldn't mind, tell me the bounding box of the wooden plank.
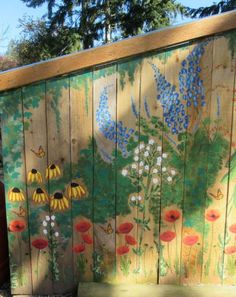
[46,77,74,293]
[70,71,94,283]
[115,57,141,283]
[137,52,164,283]
[201,35,235,284]
[0,90,32,295]
[22,83,53,294]
[0,12,236,92]
[158,45,190,285]
[93,65,117,282]
[180,39,214,285]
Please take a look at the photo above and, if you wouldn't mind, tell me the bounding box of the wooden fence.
[0,10,236,296]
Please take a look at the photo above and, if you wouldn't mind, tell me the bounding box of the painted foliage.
[0,30,236,295]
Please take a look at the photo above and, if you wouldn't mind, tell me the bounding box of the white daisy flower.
[153,168,158,174]
[131,163,137,169]
[45,216,50,221]
[134,156,139,161]
[144,151,149,157]
[139,143,145,149]
[157,146,162,152]
[144,165,149,171]
[43,220,47,227]
[134,148,139,154]
[51,215,56,221]
[55,232,59,237]
[149,139,155,145]
[167,176,172,182]
[51,222,55,227]
[43,229,48,235]
[162,167,167,172]
[153,178,159,184]
[137,195,142,201]
[122,169,128,176]
[139,169,143,175]
[171,170,176,176]
[157,156,162,163]
[162,153,168,158]
[139,161,144,167]
[131,196,136,202]
[146,145,150,151]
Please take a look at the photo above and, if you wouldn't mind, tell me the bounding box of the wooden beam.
[0,10,236,92]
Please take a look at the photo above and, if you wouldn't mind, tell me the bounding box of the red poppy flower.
[183,235,199,246]
[32,239,48,250]
[73,244,85,254]
[117,245,130,255]
[9,220,26,232]
[117,222,134,234]
[125,235,137,245]
[75,220,91,233]
[82,233,93,245]
[160,230,176,242]
[225,246,236,255]
[164,210,181,223]
[205,209,220,222]
[229,224,236,234]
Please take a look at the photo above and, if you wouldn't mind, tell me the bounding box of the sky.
[0,0,215,54]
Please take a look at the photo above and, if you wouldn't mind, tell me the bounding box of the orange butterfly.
[12,206,27,217]
[31,146,46,158]
[209,189,224,200]
[100,223,113,234]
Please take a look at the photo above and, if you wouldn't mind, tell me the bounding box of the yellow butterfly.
[100,223,113,234]
[209,189,224,200]
[12,206,27,217]
[31,146,46,158]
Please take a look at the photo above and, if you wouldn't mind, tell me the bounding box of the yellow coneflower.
[33,188,48,203]
[67,182,86,199]
[28,169,43,183]
[50,192,69,211]
[8,187,25,202]
[46,164,61,179]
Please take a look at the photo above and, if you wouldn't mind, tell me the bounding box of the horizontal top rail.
[0,10,236,92]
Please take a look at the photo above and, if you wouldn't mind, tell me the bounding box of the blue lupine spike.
[131,96,139,119]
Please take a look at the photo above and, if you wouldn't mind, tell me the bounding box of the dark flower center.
[31,169,37,174]
[71,182,79,188]
[12,187,20,193]
[36,188,44,194]
[54,192,63,200]
[50,164,56,169]
[170,215,176,219]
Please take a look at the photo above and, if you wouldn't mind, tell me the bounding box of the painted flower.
[32,239,48,250]
[55,232,59,237]
[138,169,143,175]
[82,233,93,245]
[43,229,48,235]
[153,168,158,174]
[117,222,134,234]
[162,153,168,158]
[160,231,176,242]
[9,220,26,232]
[144,151,149,157]
[117,245,130,255]
[73,244,85,254]
[137,195,142,201]
[225,246,236,255]
[146,145,150,151]
[134,148,139,154]
[153,178,159,184]
[45,215,50,221]
[8,187,25,202]
[131,163,137,169]
[67,182,86,199]
[229,224,236,233]
[139,143,145,150]
[125,235,137,245]
[167,176,172,182]
[157,146,162,152]
[183,235,199,246]
[76,220,91,233]
[51,215,56,221]
[28,169,43,183]
[51,222,55,227]
[43,220,47,227]
[139,161,144,167]
[134,156,139,162]
[33,188,48,203]
[162,167,167,172]
[205,209,220,222]
[164,210,181,223]
[46,164,61,179]
[171,170,176,176]
[130,195,136,202]
[122,169,128,176]
[50,192,69,211]
[149,139,155,145]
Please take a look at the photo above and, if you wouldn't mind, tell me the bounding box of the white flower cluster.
[42,215,59,237]
[130,194,143,202]
[122,138,177,184]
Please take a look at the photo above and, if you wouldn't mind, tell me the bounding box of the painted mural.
[0,31,236,295]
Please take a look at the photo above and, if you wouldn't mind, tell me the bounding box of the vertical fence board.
[70,71,94,283]
[201,35,235,284]
[46,77,74,293]
[1,90,32,295]
[93,65,117,282]
[22,83,53,294]
[116,58,141,283]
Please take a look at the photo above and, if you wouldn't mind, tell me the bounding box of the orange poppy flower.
[183,235,199,246]
[82,233,93,245]
[117,222,134,234]
[229,224,236,233]
[205,209,220,222]
[9,220,26,232]
[73,244,86,254]
[225,246,236,255]
[164,209,181,223]
[160,230,176,242]
[32,239,48,250]
[117,245,130,255]
[125,235,137,245]
[75,220,91,233]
